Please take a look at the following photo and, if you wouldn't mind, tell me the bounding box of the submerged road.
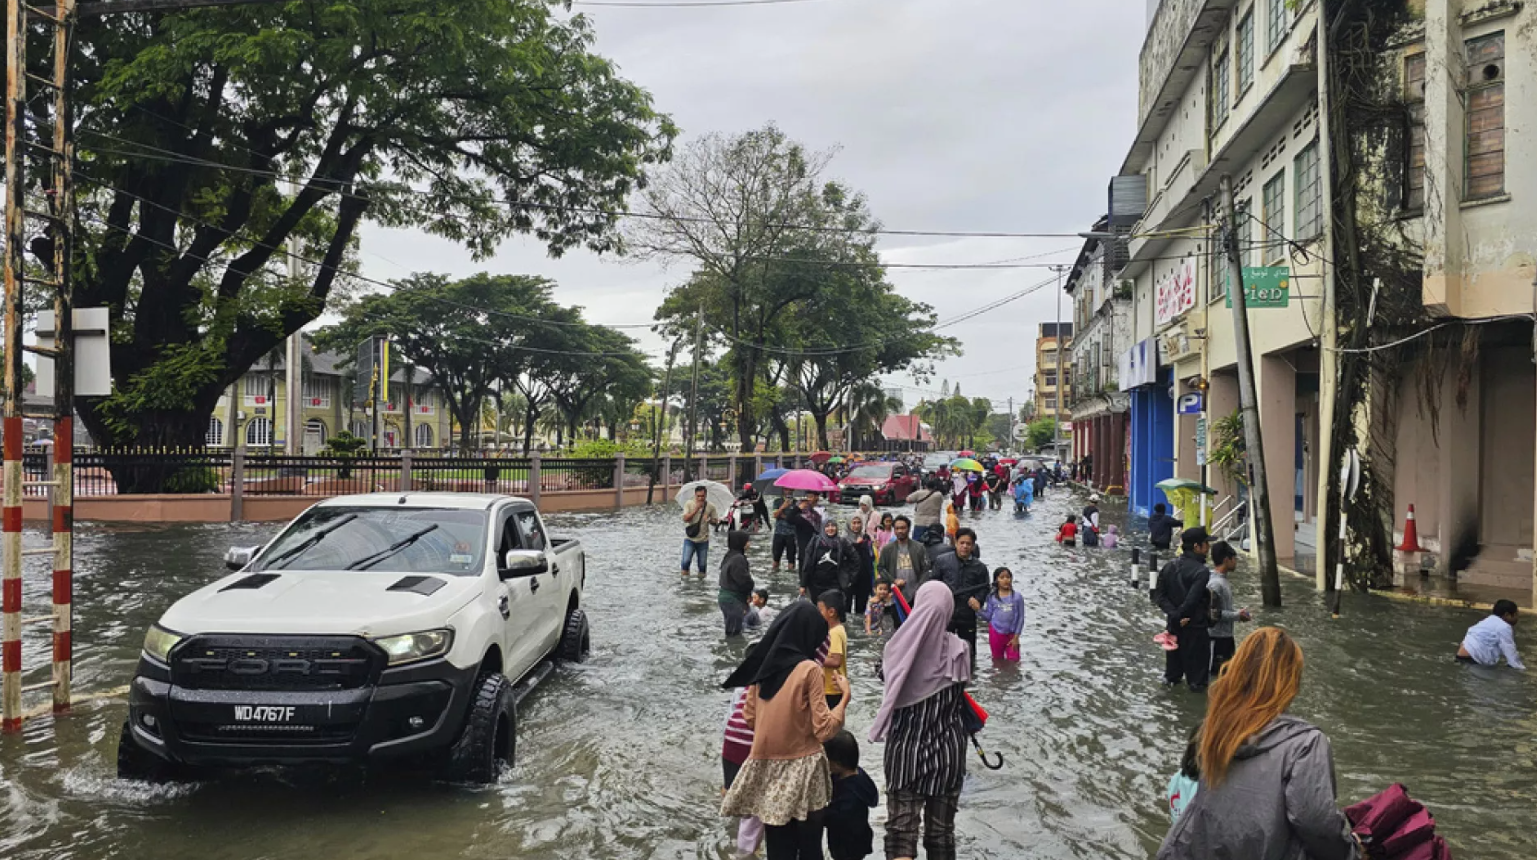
[1,489,1534,858]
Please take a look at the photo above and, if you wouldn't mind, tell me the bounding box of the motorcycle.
[727,498,762,533]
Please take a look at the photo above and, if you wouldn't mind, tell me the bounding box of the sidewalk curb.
[1276,560,1489,612]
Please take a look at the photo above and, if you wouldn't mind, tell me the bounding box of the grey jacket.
[1207,572,1241,638]
[1158,715,1360,860]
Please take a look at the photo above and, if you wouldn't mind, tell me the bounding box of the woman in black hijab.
[719,530,755,637]
[800,518,854,600]
[722,602,850,859]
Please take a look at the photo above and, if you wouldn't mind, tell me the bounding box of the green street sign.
[1224,266,1290,308]
[1195,416,1208,467]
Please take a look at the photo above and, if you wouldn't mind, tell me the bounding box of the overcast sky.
[357,0,1146,413]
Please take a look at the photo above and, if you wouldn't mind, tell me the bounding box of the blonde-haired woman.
[1158,628,1361,860]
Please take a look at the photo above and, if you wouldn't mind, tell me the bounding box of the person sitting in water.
[1458,600,1525,669]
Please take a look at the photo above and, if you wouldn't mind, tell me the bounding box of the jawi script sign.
[1155,256,1198,326]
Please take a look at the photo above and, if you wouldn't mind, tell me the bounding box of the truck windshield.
[847,465,891,480]
[253,507,488,575]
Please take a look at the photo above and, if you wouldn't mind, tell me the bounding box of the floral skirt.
[719,752,832,827]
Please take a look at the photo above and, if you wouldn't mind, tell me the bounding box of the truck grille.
[178,722,357,745]
[170,634,381,691]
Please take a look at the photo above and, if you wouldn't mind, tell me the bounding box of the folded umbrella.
[889,585,1003,770]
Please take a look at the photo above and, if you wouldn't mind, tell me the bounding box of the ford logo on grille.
[184,657,367,677]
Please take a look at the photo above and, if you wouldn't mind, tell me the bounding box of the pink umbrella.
[773,469,839,493]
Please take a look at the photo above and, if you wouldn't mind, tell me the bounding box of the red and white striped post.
[1,0,27,734]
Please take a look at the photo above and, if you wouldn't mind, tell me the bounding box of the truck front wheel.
[557,607,590,663]
[443,672,515,784]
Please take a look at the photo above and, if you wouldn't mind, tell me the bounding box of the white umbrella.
[675,479,735,515]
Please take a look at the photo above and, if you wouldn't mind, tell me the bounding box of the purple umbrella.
[773,469,839,493]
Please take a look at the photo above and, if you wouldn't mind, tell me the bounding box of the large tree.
[315,273,561,451]
[20,1,672,452]
[631,125,864,453]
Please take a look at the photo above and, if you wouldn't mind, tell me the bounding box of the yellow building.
[1034,322,1074,428]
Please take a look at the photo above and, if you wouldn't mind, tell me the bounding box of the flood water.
[2,489,1534,858]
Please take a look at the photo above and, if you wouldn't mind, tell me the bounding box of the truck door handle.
[498,595,510,619]
[529,577,540,593]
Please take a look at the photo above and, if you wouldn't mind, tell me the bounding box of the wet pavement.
[2,489,1535,859]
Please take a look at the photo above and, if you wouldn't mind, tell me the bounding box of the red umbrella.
[808,451,834,465]
[889,585,1002,769]
[957,450,975,458]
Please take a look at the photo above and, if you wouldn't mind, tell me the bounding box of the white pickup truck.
[117,492,588,784]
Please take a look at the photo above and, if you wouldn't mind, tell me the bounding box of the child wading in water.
[977,567,1024,661]
[1056,514,1079,547]
[865,580,898,639]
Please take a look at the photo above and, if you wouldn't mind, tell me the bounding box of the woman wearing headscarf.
[846,515,877,627]
[801,517,855,600]
[856,495,877,535]
[719,530,755,637]
[869,581,972,860]
[1158,628,1361,860]
[722,602,851,859]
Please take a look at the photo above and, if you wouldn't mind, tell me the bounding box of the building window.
[1404,52,1427,211]
[1465,32,1505,199]
[1262,172,1286,264]
[351,420,370,439]
[415,423,434,448]
[1236,8,1255,94]
[242,374,269,399]
[245,417,273,447]
[1043,397,1057,411]
[1211,47,1231,128]
[1266,0,1289,54]
[206,416,224,447]
[303,377,332,408]
[1043,371,1058,387]
[1293,140,1323,240]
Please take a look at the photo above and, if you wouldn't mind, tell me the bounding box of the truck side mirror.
[225,546,261,571]
[500,549,548,579]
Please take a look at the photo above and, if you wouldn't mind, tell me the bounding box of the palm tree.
[847,382,902,451]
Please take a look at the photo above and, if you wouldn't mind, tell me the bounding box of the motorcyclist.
[736,482,769,530]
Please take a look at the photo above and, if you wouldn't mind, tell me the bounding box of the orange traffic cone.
[1396,504,1424,552]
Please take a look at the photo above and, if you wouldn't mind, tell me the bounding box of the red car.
[838,462,917,506]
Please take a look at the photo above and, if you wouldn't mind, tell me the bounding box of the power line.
[75,133,1087,241]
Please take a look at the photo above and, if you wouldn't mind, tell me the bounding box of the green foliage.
[321,430,369,458]
[56,0,673,451]
[567,438,652,459]
[1026,417,1058,450]
[1208,410,1248,488]
[162,466,221,494]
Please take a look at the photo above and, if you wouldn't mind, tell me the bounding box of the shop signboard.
[1224,266,1290,308]
[1118,338,1158,391]
[1155,256,1198,325]
[1195,416,1208,466]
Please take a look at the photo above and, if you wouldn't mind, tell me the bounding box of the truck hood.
[158,570,484,638]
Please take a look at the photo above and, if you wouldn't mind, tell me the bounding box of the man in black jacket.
[1153,526,1213,691]
[1147,502,1183,551]
[935,527,990,672]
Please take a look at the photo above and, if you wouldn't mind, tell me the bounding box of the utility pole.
[284,231,302,454]
[1007,396,1015,452]
[1221,175,1281,607]
[683,304,704,482]
[647,338,681,504]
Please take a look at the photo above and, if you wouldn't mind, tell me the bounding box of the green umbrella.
[827,455,846,464]
[1155,478,1217,495]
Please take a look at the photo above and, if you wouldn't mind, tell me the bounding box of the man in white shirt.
[1458,600,1525,669]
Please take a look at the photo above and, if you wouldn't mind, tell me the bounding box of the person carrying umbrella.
[869,581,972,860]
[682,484,721,577]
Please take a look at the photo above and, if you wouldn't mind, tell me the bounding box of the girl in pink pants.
[977,568,1025,661]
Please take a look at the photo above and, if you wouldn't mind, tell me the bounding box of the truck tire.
[116,720,185,783]
[557,607,590,663]
[443,672,515,784]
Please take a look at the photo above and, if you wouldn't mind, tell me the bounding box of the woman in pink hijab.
[869,580,972,860]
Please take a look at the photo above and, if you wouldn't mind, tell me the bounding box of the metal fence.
[11,449,819,499]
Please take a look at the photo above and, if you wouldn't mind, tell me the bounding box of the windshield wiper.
[259,513,359,570]
[346,524,440,571]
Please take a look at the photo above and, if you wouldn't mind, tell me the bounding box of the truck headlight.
[373,629,453,666]
[142,625,185,662]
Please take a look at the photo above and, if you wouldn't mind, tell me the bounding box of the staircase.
[1462,544,1533,593]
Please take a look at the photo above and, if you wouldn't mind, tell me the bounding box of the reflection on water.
[1,497,1534,858]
